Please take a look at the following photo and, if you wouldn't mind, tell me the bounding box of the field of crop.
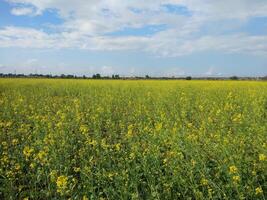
[0,79,266,199]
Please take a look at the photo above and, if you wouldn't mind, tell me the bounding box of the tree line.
[0,73,266,80]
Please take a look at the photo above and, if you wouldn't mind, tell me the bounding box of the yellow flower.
[87,139,97,147]
[208,188,213,197]
[232,113,242,123]
[255,187,263,195]
[49,170,57,182]
[79,125,88,134]
[2,141,7,147]
[129,152,135,160]
[259,154,266,161]
[56,175,68,194]
[15,163,21,171]
[57,175,68,188]
[23,146,34,158]
[187,123,193,128]
[107,172,114,180]
[155,122,163,131]
[115,143,121,151]
[232,175,240,183]
[229,165,238,174]
[163,158,168,164]
[30,163,36,169]
[37,150,47,164]
[12,139,19,145]
[200,178,208,186]
[82,196,89,200]
[191,159,196,167]
[73,167,80,172]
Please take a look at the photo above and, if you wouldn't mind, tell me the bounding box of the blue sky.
[0,0,267,76]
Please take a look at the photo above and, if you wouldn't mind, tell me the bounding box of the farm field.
[0,78,266,199]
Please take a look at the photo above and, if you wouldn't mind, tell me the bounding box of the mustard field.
[0,79,266,199]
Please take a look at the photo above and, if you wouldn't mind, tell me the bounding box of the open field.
[0,79,266,199]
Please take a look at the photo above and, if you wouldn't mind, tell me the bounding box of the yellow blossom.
[30,163,36,169]
[191,159,196,167]
[115,143,121,151]
[229,165,238,174]
[232,175,240,183]
[50,170,57,182]
[73,167,81,172]
[56,175,68,195]
[83,196,89,200]
[79,125,88,134]
[200,178,208,186]
[15,163,21,171]
[255,187,263,195]
[37,150,47,164]
[259,154,266,161]
[23,146,34,158]
[87,139,97,147]
[155,122,163,131]
[12,139,19,145]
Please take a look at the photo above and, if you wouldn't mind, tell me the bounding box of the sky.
[0,0,267,77]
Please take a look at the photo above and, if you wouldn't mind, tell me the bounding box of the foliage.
[230,76,239,80]
[186,76,192,80]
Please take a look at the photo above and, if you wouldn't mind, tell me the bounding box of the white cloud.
[164,67,186,77]
[11,7,35,16]
[0,26,267,57]
[3,0,267,57]
[0,58,47,74]
[204,66,216,76]
[101,66,114,75]
[25,58,38,65]
[203,67,223,77]
[129,67,136,75]
[0,64,6,70]
[8,0,267,21]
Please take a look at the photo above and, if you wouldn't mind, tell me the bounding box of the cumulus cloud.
[2,0,267,57]
[1,26,267,57]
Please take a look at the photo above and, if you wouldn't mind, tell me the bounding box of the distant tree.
[92,74,101,79]
[230,76,239,80]
[115,74,120,79]
[112,74,120,79]
[185,76,192,80]
[17,74,25,77]
[67,75,74,78]
[145,75,150,79]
